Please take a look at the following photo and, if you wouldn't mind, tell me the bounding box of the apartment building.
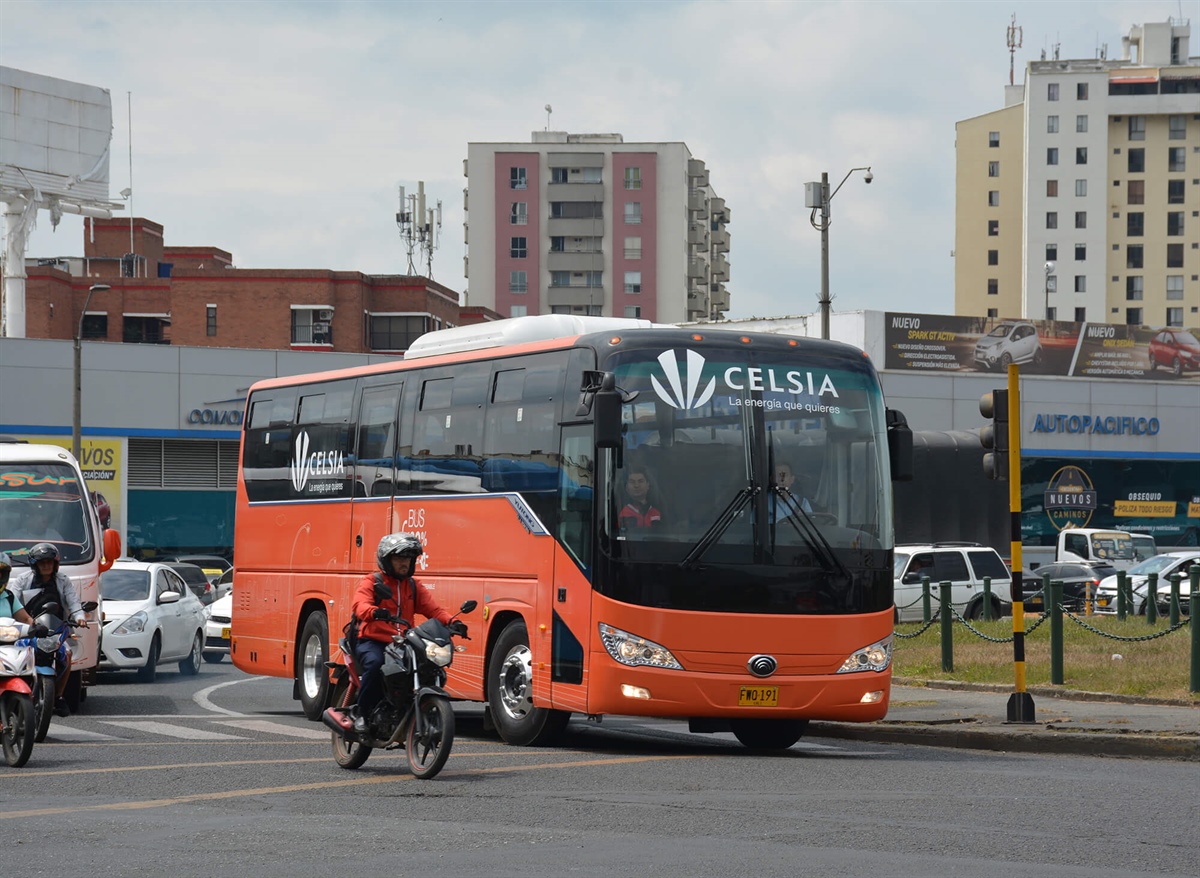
[463,132,731,323]
[955,18,1198,326]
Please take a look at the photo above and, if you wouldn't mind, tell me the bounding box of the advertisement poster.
[19,436,124,535]
[884,313,1200,380]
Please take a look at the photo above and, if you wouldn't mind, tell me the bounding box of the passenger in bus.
[619,466,663,532]
[349,533,467,735]
[770,462,813,523]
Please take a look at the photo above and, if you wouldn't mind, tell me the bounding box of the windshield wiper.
[772,486,851,580]
[679,486,758,570]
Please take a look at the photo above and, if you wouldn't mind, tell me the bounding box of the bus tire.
[730,718,807,750]
[487,620,569,747]
[298,612,330,721]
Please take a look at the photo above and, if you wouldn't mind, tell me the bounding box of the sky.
[2,0,1191,321]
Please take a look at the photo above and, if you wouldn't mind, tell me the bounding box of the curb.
[893,677,1200,708]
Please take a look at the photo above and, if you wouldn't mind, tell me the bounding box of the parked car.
[1094,551,1200,616]
[1147,328,1200,377]
[894,542,1012,622]
[974,322,1043,372]
[162,562,217,606]
[1021,561,1117,612]
[98,560,208,681]
[203,590,232,662]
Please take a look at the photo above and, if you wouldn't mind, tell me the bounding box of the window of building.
[368,314,426,351]
[1046,148,1058,166]
[550,167,568,184]
[550,201,602,219]
[987,249,999,266]
[583,271,603,287]
[624,236,642,259]
[1167,212,1185,236]
[1046,307,1057,321]
[1168,180,1185,204]
[510,237,527,258]
[1076,147,1088,165]
[81,313,107,340]
[624,305,642,319]
[1046,116,1059,134]
[1127,212,1144,236]
[550,271,570,287]
[989,131,1000,147]
[550,236,565,252]
[624,167,642,190]
[1127,148,1145,173]
[1075,211,1087,229]
[1168,147,1186,172]
[1127,245,1143,268]
[510,305,527,318]
[989,219,1000,236]
[1077,82,1088,100]
[1047,83,1059,101]
[1075,243,1086,261]
[1167,276,1184,300]
[1167,307,1183,326]
[987,191,999,207]
[510,167,527,189]
[624,271,642,294]
[1046,244,1058,262]
[1074,307,1087,322]
[1167,243,1184,268]
[1126,276,1143,300]
[988,161,999,177]
[1075,179,1087,197]
[1076,114,1088,132]
[987,278,998,295]
[1126,307,1142,326]
[510,202,528,225]
[1127,180,1145,204]
[1074,275,1086,293]
[1168,115,1187,140]
[206,305,217,337]
[1046,212,1058,229]
[291,308,332,346]
[624,202,642,224]
[1046,179,1058,197]
[509,270,527,293]
[987,308,999,318]
[1128,116,1146,140]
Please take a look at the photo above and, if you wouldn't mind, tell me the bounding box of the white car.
[974,321,1043,371]
[98,560,208,682]
[894,543,1012,622]
[203,590,232,662]
[1093,551,1200,616]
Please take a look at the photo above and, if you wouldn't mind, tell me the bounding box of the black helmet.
[29,543,60,575]
[376,533,422,573]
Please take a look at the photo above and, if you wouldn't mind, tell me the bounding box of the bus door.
[548,425,594,698]
[350,381,404,571]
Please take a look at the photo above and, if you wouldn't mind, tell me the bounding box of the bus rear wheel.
[730,718,807,750]
[487,620,569,747]
[298,612,330,721]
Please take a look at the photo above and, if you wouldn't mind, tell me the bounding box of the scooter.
[322,600,476,779]
[0,617,37,767]
[29,601,96,742]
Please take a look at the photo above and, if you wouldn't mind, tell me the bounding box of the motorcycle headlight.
[423,639,453,667]
[837,635,893,674]
[113,611,148,636]
[598,623,684,670]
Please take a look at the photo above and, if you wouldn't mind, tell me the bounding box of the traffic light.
[979,389,1009,480]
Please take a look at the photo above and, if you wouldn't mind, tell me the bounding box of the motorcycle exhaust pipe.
[322,707,354,735]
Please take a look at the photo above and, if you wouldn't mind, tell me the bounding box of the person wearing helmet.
[349,533,466,734]
[0,553,36,624]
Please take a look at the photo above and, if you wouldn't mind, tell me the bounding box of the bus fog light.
[836,635,892,674]
[621,684,652,700]
[599,623,683,670]
[860,690,884,704]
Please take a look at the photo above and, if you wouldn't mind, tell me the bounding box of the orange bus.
[232,315,911,749]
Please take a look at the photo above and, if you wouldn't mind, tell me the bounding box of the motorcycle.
[322,599,476,779]
[29,601,97,742]
[0,617,37,767]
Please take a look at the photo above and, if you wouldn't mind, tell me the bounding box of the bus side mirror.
[100,527,122,573]
[594,389,623,450]
[887,408,913,482]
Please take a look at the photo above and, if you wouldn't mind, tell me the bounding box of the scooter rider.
[11,543,88,716]
[350,533,466,734]
[0,553,36,625]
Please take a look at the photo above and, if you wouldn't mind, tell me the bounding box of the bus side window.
[558,427,593,572]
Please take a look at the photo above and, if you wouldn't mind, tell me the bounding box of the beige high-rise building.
[955,19,1198,327]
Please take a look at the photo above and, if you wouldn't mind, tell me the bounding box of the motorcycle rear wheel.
[33,676,54,742]
[406,694,455,779]
[329,677,371,769]
[1,691,36,767]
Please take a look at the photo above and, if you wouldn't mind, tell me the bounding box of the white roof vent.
[403,314,658,360]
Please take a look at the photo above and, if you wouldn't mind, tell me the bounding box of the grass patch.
[893,613,1200,703]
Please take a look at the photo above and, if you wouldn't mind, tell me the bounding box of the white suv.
[894,543,1012,622]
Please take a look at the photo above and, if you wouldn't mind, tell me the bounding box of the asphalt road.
[2,662,1196,878]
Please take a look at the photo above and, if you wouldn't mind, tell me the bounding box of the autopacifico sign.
[1044,465,1097,530]
[185,395,246,428]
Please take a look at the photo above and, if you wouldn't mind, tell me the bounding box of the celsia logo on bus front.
[651,349,716,410]
[290,432,312,491]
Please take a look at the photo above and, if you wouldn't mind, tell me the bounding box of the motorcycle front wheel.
[1,690,36,767]
[406,695,454,779]
[329,676,371,769]
[33,676,54,742]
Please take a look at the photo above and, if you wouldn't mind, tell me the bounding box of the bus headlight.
[598,623,683,670]
[836,635,892,673]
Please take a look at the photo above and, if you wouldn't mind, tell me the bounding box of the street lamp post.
[73,283,110,462]
[807,167,873,339]
[1043,260,1056,321]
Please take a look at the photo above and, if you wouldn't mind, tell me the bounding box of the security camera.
[863,170,874,184]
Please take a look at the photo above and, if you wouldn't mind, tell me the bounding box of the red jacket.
[352,571,452,643]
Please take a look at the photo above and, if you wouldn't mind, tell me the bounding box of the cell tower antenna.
[395,180,442,278]
[1007,13,1023,86]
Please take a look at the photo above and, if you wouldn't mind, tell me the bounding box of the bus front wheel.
[730,718,807,750]
[298,612,330,721]
[486,620,570,747]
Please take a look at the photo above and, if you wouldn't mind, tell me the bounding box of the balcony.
[688,190,709,217]
[712,255,729,282]
[547,217,604,237]
[547,181,604,200]
[688,226,708,246]
[688,259,709,280]
[711,228,730,253]
[548,286,607,309]
[547,250,603,271]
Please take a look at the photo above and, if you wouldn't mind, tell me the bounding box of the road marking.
[1,753,707,818]
[193,676,270,716]
[42,726,121,742]
[215,719,330,739]
[100,720,245,740]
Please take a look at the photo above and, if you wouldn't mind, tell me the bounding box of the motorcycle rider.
[11,543,88,716]
[0,553,36,625]
[350,533,466,735]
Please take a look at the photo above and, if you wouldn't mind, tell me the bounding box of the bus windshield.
[594,343,893,616]
[0,462,95,565]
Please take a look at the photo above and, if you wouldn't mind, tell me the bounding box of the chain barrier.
[893,611,941,639]
[1062,608,1190,641]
